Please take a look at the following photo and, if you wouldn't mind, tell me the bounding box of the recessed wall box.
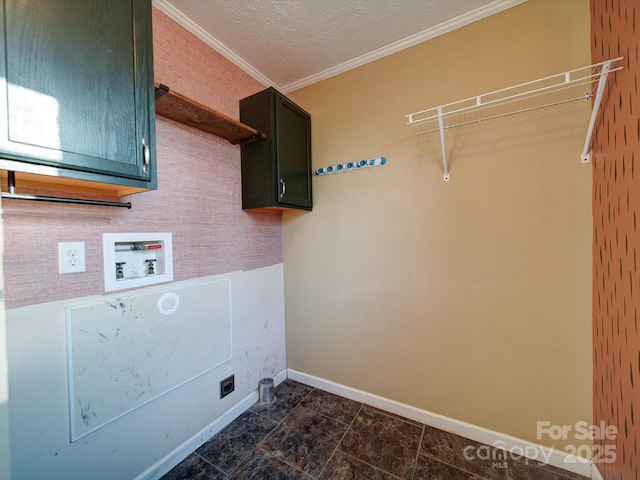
[103,233,173,292]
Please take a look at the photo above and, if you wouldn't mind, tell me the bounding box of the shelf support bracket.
[229,133,264,145]
[580,59,614,163]
[437,107,450,181]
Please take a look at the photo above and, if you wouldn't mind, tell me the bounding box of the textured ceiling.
[154,0,526,92]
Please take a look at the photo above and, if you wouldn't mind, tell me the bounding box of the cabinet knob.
[142,138,150,173]
[280,178,286,198]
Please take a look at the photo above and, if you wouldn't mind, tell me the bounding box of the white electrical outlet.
[59,242,86,274]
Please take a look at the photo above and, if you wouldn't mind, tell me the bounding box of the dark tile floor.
[161,380,589,480]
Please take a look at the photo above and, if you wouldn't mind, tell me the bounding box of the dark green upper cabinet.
[240,87,312,211]
[0,0,156,191]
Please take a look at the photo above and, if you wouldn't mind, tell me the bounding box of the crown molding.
[280,0,527,92]
[153,0,527,94]
[152,0,277,89]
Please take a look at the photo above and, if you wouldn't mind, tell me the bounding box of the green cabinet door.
[0,0,156,188]
[240,87,312,210]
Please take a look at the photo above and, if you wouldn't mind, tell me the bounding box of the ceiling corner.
[152,0,279,89]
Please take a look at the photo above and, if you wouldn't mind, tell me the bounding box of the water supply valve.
[115,262,127,279]
[103,233,173,292]
[144,258,157,275]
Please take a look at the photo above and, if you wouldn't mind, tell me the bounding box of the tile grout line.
[356,404,429,479]
[333,449,407,480]
[289,387,361,479]
[225,384,315,478]
[314,402,364,480]
[419,450,498,480]
[253,403,316,479]
[193,451,227,478]
[410,424,426,480]
[417,429,504,480]
[216,411,279,478]
[257,449,315,480]
[315,401,414,480]
[250,385,318,478]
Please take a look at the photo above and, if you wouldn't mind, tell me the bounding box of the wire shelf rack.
[405,57,623,180]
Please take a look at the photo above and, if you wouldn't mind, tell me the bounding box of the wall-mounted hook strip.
[315,157,386,176]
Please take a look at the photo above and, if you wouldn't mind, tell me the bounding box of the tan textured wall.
[591,1,640,478]
[1,9,280,309]
[285,0,592,448]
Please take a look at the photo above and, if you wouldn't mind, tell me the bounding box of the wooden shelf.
[154,84,266,145]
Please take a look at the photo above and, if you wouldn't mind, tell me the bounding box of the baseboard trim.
[287,369,594,479]
[591,463,605,480]
[136,369,287,480]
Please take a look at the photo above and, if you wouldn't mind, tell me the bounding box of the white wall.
[6,264,285,480]
[0,198,11,479]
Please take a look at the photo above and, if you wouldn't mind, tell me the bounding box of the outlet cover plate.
[59,242,86,274]
[220,374,234,399]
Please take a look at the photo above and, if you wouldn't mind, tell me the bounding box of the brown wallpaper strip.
[591,1,640,479]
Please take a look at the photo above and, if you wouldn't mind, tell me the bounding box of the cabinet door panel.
[0,0,152,181]
[276,96,311,208]
[240,87,311,211]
